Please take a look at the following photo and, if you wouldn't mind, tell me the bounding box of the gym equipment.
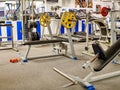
[53,38,120,90]
[23,39,68,45]
[0,23,18,51]
[101,7,109,17]
[61,11,77,29]
[22,24,76,60]
[108,1,120,64]
[22,36,69,61]
[29,32,40,41]
[29,22,38,28]
[39,13,51,27]
[21,0,39,41]
[92,19,109,41]
[71,31,99,42]
[21,11,77,61]
[82,13,109,57]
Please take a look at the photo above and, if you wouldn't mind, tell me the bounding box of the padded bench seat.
[92,39,120,71]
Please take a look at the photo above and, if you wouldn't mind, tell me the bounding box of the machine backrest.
[92,42,106,60]
[92,39,120,71]
[93,20,108,36]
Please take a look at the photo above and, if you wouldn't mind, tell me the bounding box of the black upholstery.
[23,39,68,45]
[92,42,106,60]
[94,21,107,36]
[96,21,104,26]
[92,39,120,71]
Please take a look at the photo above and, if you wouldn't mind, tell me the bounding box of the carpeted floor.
[0,42,120,90]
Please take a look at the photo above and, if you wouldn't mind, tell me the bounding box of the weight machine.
[0,21,18,51]
[53,1,120,90]
[20,0,78,62]
[19,0,77,62]
[81,3,118,56]
[57,10,93,42]
[78,11,105,56]
[53,38,120,90]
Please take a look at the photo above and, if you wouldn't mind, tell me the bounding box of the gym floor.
[0,42,120,90]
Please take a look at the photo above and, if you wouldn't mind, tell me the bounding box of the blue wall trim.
[82,20,85,32]
[17,21,22,40]
[36,21,41,38]
[6,21,12,41]
[88,23,92,34]
[60,25,64,34]
[75,20,78,32]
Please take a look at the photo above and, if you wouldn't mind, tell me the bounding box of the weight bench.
[21,38,70,61]
[23,39,68,45]
[53,39,120,90]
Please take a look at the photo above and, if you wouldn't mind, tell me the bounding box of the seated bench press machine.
[21,12,78,61]
[53,38,120,90]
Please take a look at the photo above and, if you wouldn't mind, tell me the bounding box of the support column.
[66,29,77,60]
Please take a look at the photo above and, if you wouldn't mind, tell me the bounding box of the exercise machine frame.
[53,36,120,90]
[53,54,120,90]
[22,24,77,61]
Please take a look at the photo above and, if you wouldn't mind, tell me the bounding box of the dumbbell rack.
[0,24,17,51]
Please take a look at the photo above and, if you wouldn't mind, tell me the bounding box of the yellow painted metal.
[40,13,51,27]
[61,12,77,29]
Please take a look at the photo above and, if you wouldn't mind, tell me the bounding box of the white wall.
[62,0,75,8]
[45,0,62,12]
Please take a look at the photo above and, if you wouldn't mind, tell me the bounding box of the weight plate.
[61,12,77,29]
[40,13,51,27]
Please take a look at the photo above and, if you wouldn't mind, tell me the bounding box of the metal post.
[21,0,25,42]
[47,25,55,48]
[11,26,14,49]
[110,11,116,45]
[56,19,61,35]
[83,72,94,81]
[48,25,53,39]
[41,27,45,39]
[89,70,120,83]
[53,67,77,84]
[85,13,89,50]
[31,0,34,21]
[66,29,77,60]
[24,45,31,59]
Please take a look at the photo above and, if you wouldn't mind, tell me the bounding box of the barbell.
[39,8,110,29]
